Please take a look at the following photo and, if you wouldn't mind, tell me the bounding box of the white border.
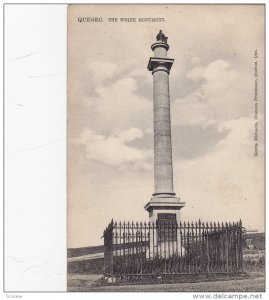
[1,0,267,299]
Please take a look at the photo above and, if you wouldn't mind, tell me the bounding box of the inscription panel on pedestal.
[157,213,177,242]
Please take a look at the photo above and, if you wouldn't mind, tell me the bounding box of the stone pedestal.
[145,196,185,224]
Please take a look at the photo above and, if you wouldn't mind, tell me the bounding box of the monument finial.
[156,30,168,43]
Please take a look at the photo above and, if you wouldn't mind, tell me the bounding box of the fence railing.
[103,220,243,276]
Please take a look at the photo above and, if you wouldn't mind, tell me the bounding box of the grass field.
[68,270,265,292]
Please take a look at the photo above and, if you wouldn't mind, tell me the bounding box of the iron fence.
[103,220,243,276]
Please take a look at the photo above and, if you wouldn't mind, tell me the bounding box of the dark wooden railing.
[103,220,243,277]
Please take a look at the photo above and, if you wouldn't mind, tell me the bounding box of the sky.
[67,4,264,248]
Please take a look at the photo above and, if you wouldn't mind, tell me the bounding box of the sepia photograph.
[67,4,265,292]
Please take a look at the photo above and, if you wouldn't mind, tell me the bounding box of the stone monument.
[145,30,185,225]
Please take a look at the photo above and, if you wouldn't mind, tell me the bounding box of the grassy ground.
[68,271,265,292]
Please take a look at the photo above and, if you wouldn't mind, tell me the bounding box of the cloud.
[175,117,264,231]
[173,59,248,128]
[191,56,201,66]
[186,65,203,80]
[118,127,143,143]
[82,76,152,133]
[202,119,217,129]
[201,60,238,96]
[74,127,152,170]
[173,92,210,127]
[88,60,122,82]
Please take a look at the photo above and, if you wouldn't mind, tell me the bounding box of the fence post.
[103,219,114,276]
[206,222,210,273]
[224,222,227,273]
[239,219,243,271]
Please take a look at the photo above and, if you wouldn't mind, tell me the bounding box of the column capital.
[147,57,174,73]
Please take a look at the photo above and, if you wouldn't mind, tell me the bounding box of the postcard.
[67,4,265,292]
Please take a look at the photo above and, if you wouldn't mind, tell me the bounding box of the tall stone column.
[152,47,174,196]
[145,30,185,225]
